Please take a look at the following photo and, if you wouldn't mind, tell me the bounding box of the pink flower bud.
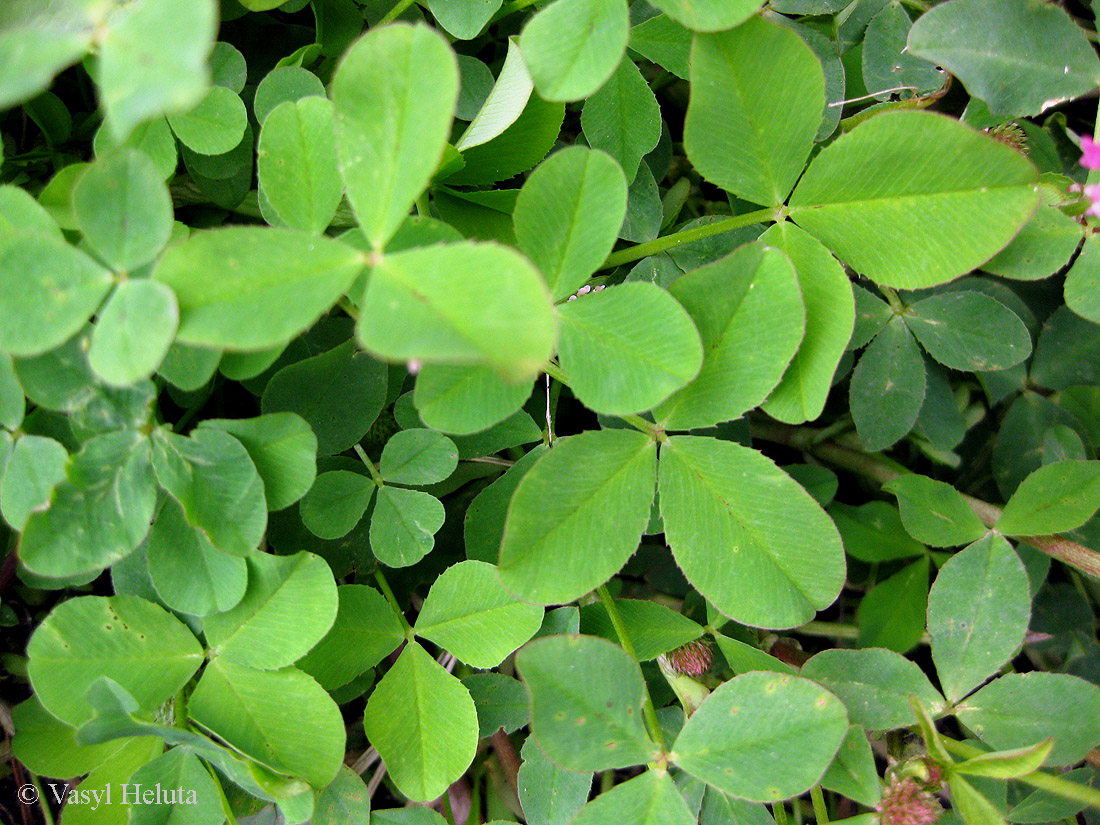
[877,776,942,825]
[664,639,713,677]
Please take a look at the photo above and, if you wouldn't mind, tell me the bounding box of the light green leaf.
[820,725,881,808]
[647,0,762,32]
[296,585,405,690]
[146,497,248,617]
[757,223,852,424]
[153,227,364,351]
[519,0,629,102]
[856,557,930,654]
[928,533,1031,703]
[0,232,113,357]
[800,647,945,731]
[190,657,345,788]
[517,736,592,825]
[88,280,179,387]
[261,340,388,456]
[713,633,795,677]
[515,635,659,771]
[558,282,703,415]
[166,85,248,156]
[72,149,173,271]
[11,695,143,779]
[684,16,824,206]
[579,599,703,661]
[362,641,479,801]
[464,672,528,738]
[448,92,565,186]
[313,766,373,825]
[370,486,446,567]
[358,241,556,382]
[300,470,375,540]
[849,317,926,451]
[414,364,532,435]
[203,550,337,670]
[456,39,532,151]
[498,429,656,604]
[580,58,662,182]
[93,117,179,181]
[907,0,1100,117]
[254,65,326,125]
[659,436,845,629]
[0,1,97,110]
[655,243,804,430]
[956,672,1100,766]
[949,775,1006,825]
[570,770,696,825]
[20,430,156,578]
[200,413,318,511]
[513,146,628,302]
[58,735,165,825]
[629,14,691,80]
[983,202,1083,281]
[882,474,988,547]
[996,460,1100,536]
[789,111,1039,289]
[333,23,458,250]
[0,184,62,239]
[258,97,343,235]
[1066,233,1100,325]
[97,0,218,142]
[672,671,848,801]
[1,435,68,531]
[429,0,502,39]
[159,343,222,391]
[415,560,543,668]
[861,1,944,100]
[127,746,226,825]
[904,291,1032,372]
[151,427,267,556]
[954,739,1054,780]
[381,429,458,486]
[26,594,203,727]
[464,446,545,563]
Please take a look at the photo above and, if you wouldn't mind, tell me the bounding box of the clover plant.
[3,1,1100,824]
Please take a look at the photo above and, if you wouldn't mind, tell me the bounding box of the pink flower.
[1082,136,1100,170]
[1085,185,1100,218]
[877,777,942,825]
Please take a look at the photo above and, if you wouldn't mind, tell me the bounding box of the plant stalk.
[596,585,667,751]
[373,568,413,635]
[599,207,779,270]
[941,738,1100,810]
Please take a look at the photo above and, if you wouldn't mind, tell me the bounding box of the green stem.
[378,0,418,25]
[206,764,241,825]
[600,207,778,270]
[354,444,385,487]
[750,418,1100,580]
[30,775,54,825]
[338,297,361,322]
[441,790,456,825]
[374,568,413,636]
[596,585,667,751]
[878,286,906,314]
[491,0,541,22]
[415,192,430,218]
[543,362,662,440]
[941,738,1100,810]
[773,801,790,825]
[173,686,188,729]
[810,785,829,824]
